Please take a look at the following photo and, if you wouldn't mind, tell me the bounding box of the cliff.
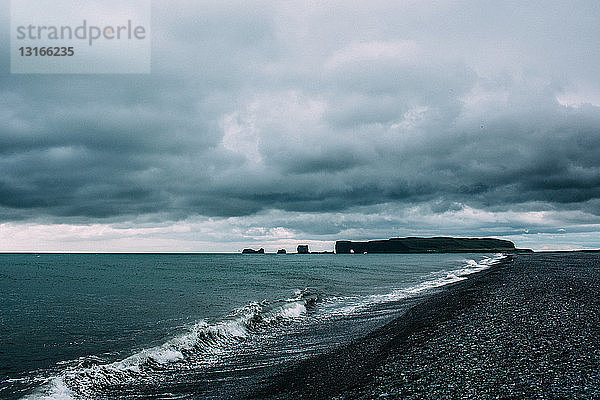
[335,237,529,254]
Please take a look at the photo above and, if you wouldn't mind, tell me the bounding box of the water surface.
[0,253,502,399]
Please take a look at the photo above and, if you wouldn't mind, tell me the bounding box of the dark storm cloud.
[1,0,600,229]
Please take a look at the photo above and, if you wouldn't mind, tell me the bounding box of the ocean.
[0,253,504,399]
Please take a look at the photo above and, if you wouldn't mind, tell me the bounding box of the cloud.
[1,0,600,249]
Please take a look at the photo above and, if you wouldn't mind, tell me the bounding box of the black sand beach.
[250,252,600,399]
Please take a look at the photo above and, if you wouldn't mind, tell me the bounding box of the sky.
[1,0,600,252]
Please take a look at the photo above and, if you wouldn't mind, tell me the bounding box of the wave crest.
[23,289,319,400]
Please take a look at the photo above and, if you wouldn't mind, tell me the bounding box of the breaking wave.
[21,290,318,400]
[322,253,506,315]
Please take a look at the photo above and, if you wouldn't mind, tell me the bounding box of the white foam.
[276,302,307,319]
[21,376,75,400]
[323,253,506,316]
[20,294,314,399]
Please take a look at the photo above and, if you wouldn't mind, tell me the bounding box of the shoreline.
[249,252,600,399]
[248,255,512,399]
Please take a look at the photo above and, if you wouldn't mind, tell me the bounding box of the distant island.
[336,237,532,254]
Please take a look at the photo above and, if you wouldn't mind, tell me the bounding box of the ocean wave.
[321,253,506,316]
[21,289,318,400]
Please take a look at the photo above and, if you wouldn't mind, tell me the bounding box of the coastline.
[249,252,600,399]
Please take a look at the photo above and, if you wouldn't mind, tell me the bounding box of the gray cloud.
[1,0,600,249]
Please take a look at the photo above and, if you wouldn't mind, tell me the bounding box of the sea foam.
[21,290,317,400]
[321,253,506,316]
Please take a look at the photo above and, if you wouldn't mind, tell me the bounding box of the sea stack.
[297,245,309,254]
[242,248,265,254]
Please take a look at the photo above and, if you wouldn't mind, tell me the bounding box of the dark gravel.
[251,252,600,399]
